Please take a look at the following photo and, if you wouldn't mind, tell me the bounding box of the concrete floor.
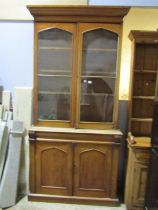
[3,197,126,210]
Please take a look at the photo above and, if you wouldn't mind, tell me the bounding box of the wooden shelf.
[39,91,113,96]
[83,48,117,52]
[131,118,153,122]
[80,103,91,106]
[81,75,116,79]
[83,69,116,74]
[85,64,117,69]
[39,47,71,50]
[39,91,70,95]
[133,96,155,100]
[38,74,71,77]
[128,137,151,148]
[125,31,158,210]
[39,69,70,73]
[134,70,157,74]
[83,71,116,77]
[81,93,114,96]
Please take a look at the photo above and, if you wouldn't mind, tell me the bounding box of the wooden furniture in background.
[125,138,151,210]
[27,6,130,205]
[125,31,158,210]
[128,31,158,137]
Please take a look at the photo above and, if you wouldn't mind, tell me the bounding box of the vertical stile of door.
[113,25,122,129]
[34,24,39,125]
[71,24,78,128]
[128,37,136,132]
[154,48,158,103]
[75,23,83,128]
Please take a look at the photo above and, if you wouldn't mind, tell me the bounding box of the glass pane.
[38,28,72,75]
[38,94,70,121]
[82,29,118,77]
[38,29,71,48]
[37,28,72,121]
[80,77,115,122]
[38,50,72,75]
[80,29,118,122]
[82,51,117,76]
[38,76,71,92]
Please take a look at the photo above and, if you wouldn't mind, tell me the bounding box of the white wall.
[89,0,158,6]
[0,21,34,95]
[1,0,156,21]
[0,0,87,20]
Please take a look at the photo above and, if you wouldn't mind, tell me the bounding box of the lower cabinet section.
[29,128,122,205]
[125,138,151,210]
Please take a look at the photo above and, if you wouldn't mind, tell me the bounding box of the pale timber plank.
[13,87,33,130]
[2,91,11,111]
[0,121,24,208]
[0,105,4,120]
[0,122,9,181]
[13,87,33,196]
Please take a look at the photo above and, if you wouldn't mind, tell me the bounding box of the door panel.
[73,144,112,197]
[36,141,72,195]
[132,162,149,206]
[145,149,158,210]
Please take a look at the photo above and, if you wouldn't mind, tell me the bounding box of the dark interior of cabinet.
[131,43,158,136]
[132,99,154,118]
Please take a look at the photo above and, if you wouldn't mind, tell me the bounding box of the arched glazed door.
[34,23,76,128]
[77,23,121,129]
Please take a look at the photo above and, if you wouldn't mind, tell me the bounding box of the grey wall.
[0,21,33,95]
[118,100,129,200]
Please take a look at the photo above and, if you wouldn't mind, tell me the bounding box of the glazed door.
[35,141,73,195]
[73,143,112,197]
[76,23,121,129]
[34,23,76,127]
